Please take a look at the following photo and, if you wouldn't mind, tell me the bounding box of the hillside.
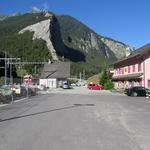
[0,12,132,78]
[0,15,7,21]
[0,12,52,76]
[87,74,101,84]
[56,15,116,62]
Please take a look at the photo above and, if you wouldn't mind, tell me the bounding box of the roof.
[40,62,70,79]
[112,73,143,81]
[113,43,150,66]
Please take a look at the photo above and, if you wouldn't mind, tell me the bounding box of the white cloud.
[31,6,41,12]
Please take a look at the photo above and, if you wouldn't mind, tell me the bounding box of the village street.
[0,86,150,150]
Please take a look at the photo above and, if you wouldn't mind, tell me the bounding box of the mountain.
[0,12,132,78]
[0,13,21,21]
[100,36,132,59]
[56,15,132,59]
[0,15,7,21]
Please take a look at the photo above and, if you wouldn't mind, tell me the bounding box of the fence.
[0,84,48,104]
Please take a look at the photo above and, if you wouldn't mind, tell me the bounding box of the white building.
[40,62,70,88]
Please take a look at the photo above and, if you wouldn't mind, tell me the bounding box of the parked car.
[76,82,81,86]
[87,84,104,90]
[71,83,76,87]
[63,83,70,89]
[125,86,147,97]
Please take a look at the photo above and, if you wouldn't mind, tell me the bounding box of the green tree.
[99,67,114,89]
[99,67,109,86]
[16,66,28,77]
[104,81,114,90]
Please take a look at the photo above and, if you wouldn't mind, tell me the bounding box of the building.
[112,43,150,89]
[40,62,70,88]
[23,74,33,84]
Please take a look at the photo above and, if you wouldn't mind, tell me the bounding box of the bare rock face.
[18,13,133,63]
[44,12,53,18]
[90,32,99,50]
[101,37,132,59]
[56,15,132,61]
[19,19,58,61]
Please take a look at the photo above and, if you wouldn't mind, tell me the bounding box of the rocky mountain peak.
[100,37,132,59]
[0,12,134,77]
[19,19,58,61]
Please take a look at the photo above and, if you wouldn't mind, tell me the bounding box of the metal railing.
[0,84,48,104]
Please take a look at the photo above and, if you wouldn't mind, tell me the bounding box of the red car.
[87,84,104,90]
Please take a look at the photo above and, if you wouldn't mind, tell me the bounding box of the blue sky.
[0,0,150,48]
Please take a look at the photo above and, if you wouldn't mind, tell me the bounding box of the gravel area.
[49,86,124,96]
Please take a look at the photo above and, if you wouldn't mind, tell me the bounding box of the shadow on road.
[0,104,95,123]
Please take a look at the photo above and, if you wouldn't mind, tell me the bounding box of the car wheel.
[132,92,138,97]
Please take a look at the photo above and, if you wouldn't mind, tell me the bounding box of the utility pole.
[34,65,37,75]
[5,51,7,85]
[79,72,82,82]
[83,69,85,80]
[9,58,12,84]
[62,54,65,62]
[11,78,14,104]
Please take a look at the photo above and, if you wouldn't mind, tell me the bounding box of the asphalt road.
[0,87,150,150]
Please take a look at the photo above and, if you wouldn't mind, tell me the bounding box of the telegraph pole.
[5,51,7,85]
[83,69,85,80]
[0,56,20,85]
[34,65,37,75]
[9,58,13,84]
[79,72,82,82]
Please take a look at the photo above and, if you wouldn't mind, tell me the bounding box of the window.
[124,67,127,73]
[139,80,142,86]
[148,80,150,87]
[122,68,124,74]
[119,68,121,74]
[117,69,119,75]
[132,65,135,72]
[128,66,130,73]
[138,63,141,72]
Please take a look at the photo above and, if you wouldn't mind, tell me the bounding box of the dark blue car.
[125,86,147,97]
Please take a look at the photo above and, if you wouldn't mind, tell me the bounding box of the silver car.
[63,83,70,89]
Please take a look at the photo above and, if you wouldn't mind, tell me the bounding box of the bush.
[104,81,114,90]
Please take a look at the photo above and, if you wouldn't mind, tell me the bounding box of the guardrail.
[0,85,48,104]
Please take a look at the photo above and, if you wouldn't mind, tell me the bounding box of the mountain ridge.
[0,11,132,77]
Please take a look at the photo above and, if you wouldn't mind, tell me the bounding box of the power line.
[0,56,49,83]
[8,61,48,65]
[0,57,20,85]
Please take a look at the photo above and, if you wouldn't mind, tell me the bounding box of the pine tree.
[99,67,109,86]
